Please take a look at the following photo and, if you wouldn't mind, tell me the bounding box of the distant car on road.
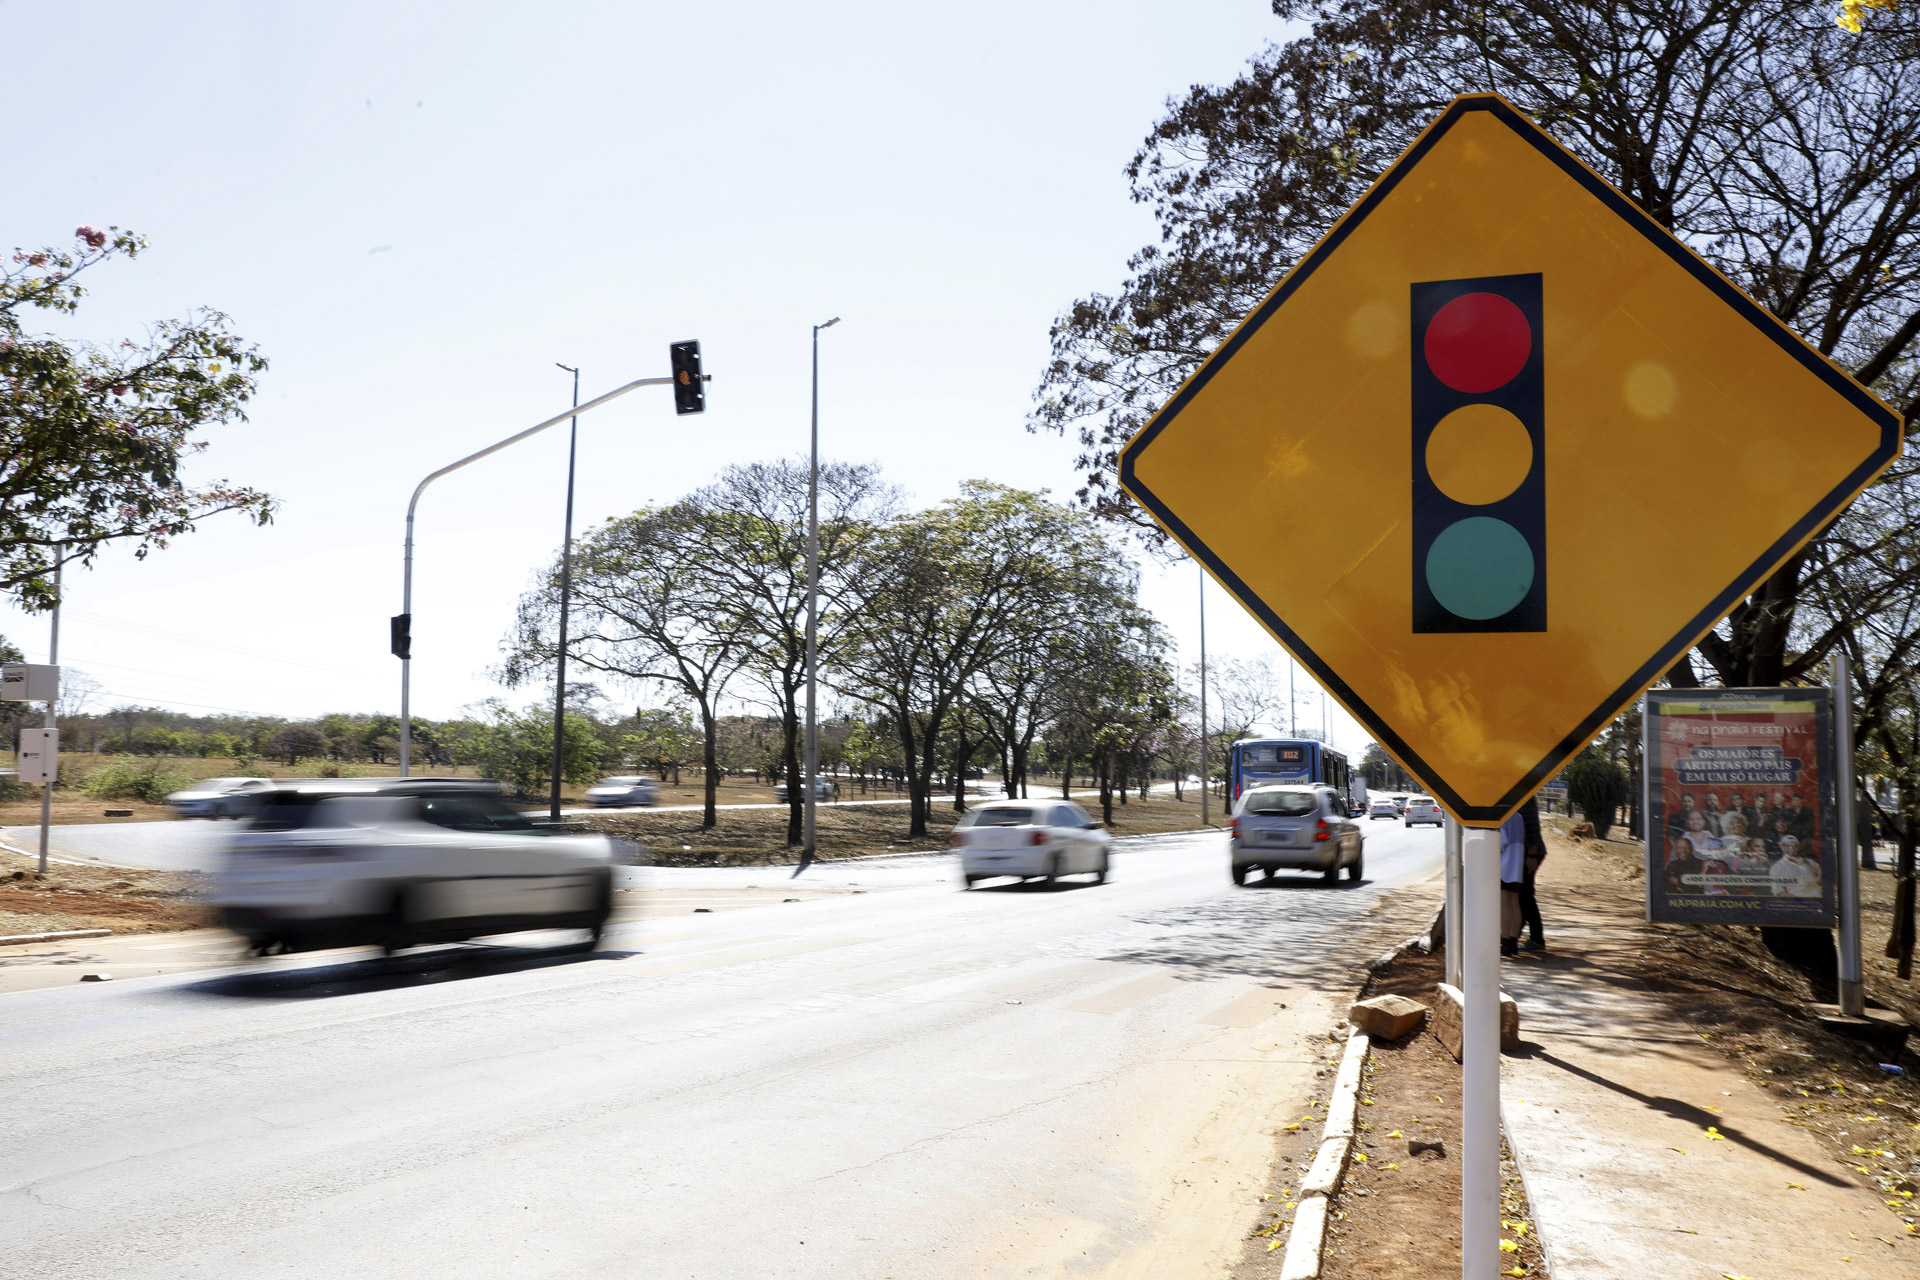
[1232,785,1363,885]
[953,798,1111,889]
[774,777,838,802]
[166,777,276,819]
[1367,799,1401,821]
[1402,796,1444,827]
[585,776,659,808]
[214,778,640,957]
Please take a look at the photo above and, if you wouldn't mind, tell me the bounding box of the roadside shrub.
[82,757,193,804]
[1563,749,1629,839]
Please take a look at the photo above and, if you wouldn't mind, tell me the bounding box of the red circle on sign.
[1423,292,1532,393]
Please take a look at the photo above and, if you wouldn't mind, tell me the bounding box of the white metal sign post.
[1460,827,1502,1278]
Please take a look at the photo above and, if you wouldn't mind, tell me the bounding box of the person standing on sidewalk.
[1518,796,1547,950]
[1500,804,1528,956]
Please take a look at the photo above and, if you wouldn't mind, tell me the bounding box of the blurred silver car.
[165,776,276,819]
[585,775,659,807]
[1230,784,1363,885]
[1402,795,1445,827]
[215,779,639,956]
[953,798,1111,888]
[774,777,837,802]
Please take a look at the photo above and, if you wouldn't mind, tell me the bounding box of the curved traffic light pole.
[395,373,675,778]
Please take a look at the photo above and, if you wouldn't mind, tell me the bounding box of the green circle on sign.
[1426,517,1534,620]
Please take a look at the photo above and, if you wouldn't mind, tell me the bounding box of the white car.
[953,798,1111,888]
[1231,784,1364,885]
[1402,795,1445,827]
[585,776,659,807]
[215,779,642,956]
[1367,798,1401,821]
[165,776,276,819]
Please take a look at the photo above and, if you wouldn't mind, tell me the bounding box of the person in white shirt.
[1770,835,1821,898]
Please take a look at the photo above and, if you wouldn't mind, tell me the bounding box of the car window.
[250,794,320,831]
[417,793,539,833]
[307,796,412,829]
[1245,790,1317,816]
[963,807,1033,828]
[1062,803,1093,827]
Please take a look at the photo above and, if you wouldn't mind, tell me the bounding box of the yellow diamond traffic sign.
[1120,94,1902,825]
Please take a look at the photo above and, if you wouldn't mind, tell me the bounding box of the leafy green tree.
[502,503,751,827]
[465,700,610,798]
[1564,747,1629,839]
[1,227,272,610]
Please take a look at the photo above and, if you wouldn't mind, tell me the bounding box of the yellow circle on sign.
[1426,404,1533,505]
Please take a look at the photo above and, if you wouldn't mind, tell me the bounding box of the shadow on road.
[1237,876,1372,890]
[177,941,637,1001]
[968,878,1104,892]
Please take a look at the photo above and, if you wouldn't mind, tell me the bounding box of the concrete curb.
[0,928,111,947]
[1279,1027,1370,1280]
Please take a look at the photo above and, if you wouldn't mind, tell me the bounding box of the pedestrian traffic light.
[1410,273,1545,632]
[669,340,705,415]
[390,613,411,660]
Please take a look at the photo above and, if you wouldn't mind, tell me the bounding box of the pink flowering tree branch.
[0,226,274,610]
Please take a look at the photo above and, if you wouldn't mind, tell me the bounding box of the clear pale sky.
[1,0,1369,759]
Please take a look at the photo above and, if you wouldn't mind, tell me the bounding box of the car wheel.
[377,891,413,957]
[1322,861,1340,885]
[1232,864,1248,886]
[962,874,976,890]
[1347,849,1364,881]
[1094,853,1109,885]
[585,869,614,947]
[1043,852,1062,888]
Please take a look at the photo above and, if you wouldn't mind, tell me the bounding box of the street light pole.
[1199,564,1209,827]
[398,371,675,776]
[36,560,60,874]
[549,363,580,822]
[799,316,839,876]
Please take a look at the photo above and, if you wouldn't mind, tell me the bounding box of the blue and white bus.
[1228,738,1363,815]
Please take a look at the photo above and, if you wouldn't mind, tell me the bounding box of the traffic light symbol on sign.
[669,340,705,415]
[1411,273,1545,633]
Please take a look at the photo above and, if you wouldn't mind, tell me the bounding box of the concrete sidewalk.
[1497,858,1915,1278]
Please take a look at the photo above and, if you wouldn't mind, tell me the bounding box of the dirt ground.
[0,847,210,937]
[582,791,1213,866]
[1539,819,1920,1235]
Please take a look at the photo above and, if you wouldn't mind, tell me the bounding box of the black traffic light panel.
[669,340,705,415]
[390,613,411,660]
[1410,273,1545,633]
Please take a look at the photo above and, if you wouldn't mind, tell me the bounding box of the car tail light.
[1315,819,1331,842]
[1230,817,1240,839]
[1030,830,1050,845]
[950,833,965,847]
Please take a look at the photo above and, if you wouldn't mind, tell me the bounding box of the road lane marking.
[1195,983,1293,1027]
[1062,969,1194,1015]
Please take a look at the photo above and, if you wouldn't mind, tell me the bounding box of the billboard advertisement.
[1644,688,1834,927]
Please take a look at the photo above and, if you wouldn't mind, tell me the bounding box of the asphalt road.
[2,822,1443,1280]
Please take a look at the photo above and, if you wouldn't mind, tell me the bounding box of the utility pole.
[548,364,580,822]
[1199,564,1209,826]
[36,561,61,874]
[798,317,839,876]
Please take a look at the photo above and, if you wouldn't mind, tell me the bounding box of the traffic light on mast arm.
[1410,273,1546,633]
[669,340,708,415]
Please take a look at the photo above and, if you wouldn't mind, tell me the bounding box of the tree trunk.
[1099,751,1114,827]
[953,725,967,813]
[698,703,719,829]
[781,700,803,847]
[1061,756,1073,799]
[1889,813,1917,980]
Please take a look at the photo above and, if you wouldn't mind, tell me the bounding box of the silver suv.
[215,779,640,956]
[1230,784,1364,885]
